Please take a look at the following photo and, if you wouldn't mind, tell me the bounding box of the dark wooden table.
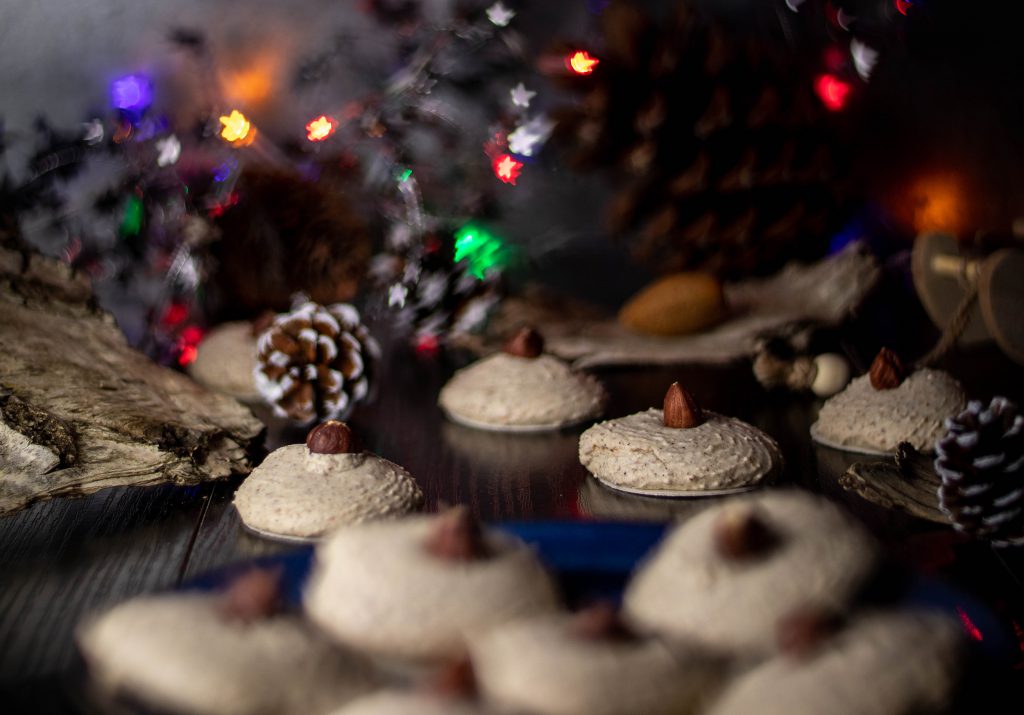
[2,329,1024,714]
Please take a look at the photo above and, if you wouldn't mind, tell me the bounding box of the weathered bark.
[840,457,949,525]
[0,245,263,515]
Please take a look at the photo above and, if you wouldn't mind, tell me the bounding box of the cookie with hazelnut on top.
[438,327,606,431]
[810,347,967,455]
[579,383,783,496]
[234,420,423,541]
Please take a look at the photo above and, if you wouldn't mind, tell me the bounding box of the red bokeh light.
[814,74,852,111]
[415,334,440,357]
[177,345,198,366]
[956,606,984,642]
[492,154,524,185]
[160,302,189,328]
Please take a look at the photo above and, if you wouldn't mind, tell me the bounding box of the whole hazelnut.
[306,420,355,454]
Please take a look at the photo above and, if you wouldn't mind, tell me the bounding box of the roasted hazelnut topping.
[219,567,283,622]
[868,347,905,390]
[663,382,704,428]
[570,602,636,642]
[424,506,490,561]
[776,607,842,658]
[306,420,355,454]
[428,658,478,698]
[712,506,779,560]
[503,326,545,358]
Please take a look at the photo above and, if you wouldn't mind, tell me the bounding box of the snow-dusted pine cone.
[254,302,379,424]
[936,397,1024,546]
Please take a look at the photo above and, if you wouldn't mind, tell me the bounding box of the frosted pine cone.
[254,302,379,424]
[936,397,1024,547]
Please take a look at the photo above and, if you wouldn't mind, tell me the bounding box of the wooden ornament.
[978,249,1024,365]
[911,232,1024,365]
[910,232,989,344]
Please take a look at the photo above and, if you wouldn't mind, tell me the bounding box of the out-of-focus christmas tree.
[4,0,1024,363]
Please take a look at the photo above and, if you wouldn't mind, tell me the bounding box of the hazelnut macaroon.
[706,611,965,715]
[77,569,378,715]
[234,421,423,541]
[187,319,268,403]
[623,491,879,658]
[579,383,783,496]
[304,507,560,660]
[439,327,606,431]
[331,693,499,715]
[811,347,967,455]
[331,660,500,715]
[470,604,722,715]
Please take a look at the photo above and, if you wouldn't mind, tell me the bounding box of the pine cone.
[936,397,1024,546]
[553,0,845,278]
[254,302,379,424]
[210,169,371,316]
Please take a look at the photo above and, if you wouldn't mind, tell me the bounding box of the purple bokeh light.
[110,74,153,115]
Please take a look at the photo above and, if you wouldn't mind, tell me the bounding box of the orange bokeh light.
[566,51,599,75]
[306,115,338,142]
[222,57,276,105]
[219,110,255,146]
[907,174,967,234]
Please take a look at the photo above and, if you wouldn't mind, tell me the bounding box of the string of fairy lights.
[3,0,962,365]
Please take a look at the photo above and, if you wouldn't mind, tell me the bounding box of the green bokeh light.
[453,223,513,280]
[120,195,143,237]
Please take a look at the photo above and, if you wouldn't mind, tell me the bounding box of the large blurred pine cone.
[555,0,846,278]
[211,169,371,315]
[936,397,1024,546]
[255,301,379,424]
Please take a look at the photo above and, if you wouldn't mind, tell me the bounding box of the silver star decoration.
[486,2,515,27]
[453,295,497,334]
[387,223,414,250]
[156,135,181,167]
[82,119,104,145]
[403,261,422,284]
[851,40,879,81]
[510,83,536,109]
[168,246,200,290]
[388,283,409,309]
[508,115,553,157]
[418,274,447,306]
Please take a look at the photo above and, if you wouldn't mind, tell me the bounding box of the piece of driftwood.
[0,246,263,515]
[839,456,949,525]
[473,242,879,369]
